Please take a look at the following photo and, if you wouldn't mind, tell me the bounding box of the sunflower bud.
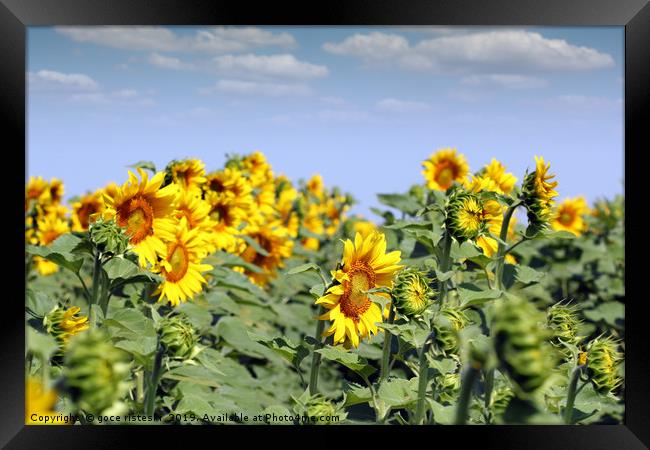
[586,336,623,394]
[546,302,582,346]
[446,190,489,242]
[63,330,132,415]
[492,385,515,416]
[294,393,347,425]
[392,268,436,317]
[43,305,89,353]
[435,372,461,404]
[434,306,469,354]
[89,217,130,255]
[159,316,197,360]
[521,157,559,236]
[492,297,556,396]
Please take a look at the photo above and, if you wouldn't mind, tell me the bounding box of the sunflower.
[204,167,254,211]
[25,176,49,210]
[71,190,105,231]
[167,159,207,195]
[276,176,299,237]
[173,189,216,249]
[153,217,213,307]
[47,178,64,204]
[30,213,71,276]
[301,203,325,250]
[393,268,435,317]
[422,148,470,191]
[522,156,559,234]
[205,191,247,253]
[44,305,90,350]
[103,168,178,267]
[551,197,589,236]
[25,378,62,425]
[446,190,492,242]
[483,159,517,194]
[242,151,274,188]
[315,232,403,349]
[238,221,294,285]
[306,174,325,200]
[475,208,517,264]
[352,218,378,239]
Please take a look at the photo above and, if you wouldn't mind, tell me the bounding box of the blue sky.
[27,26,624,219]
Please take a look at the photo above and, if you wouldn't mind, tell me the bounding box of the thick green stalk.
[413,344,430,424]
[144,343,164,416]
[308,316,326,395]
[494,204,519,291]
[564,366,582,424]
[483,368,495,424]
[438,231,452,305]
[455,365,480,425]
[379,303,396,383]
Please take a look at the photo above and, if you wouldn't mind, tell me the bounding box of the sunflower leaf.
[238,235,270,257]
[25,244,84,275]
[127,160,156,173]
[316,346,376,378]
[287,263,320,276]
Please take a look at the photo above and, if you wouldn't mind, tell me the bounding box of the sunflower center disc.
[436,166,454,189]
[166,243,189,282]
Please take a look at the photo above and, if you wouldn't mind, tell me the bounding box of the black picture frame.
[4,0,648,447]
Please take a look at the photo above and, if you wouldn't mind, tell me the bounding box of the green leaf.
[451,240,483,259]
[213,317,269,359]
[104,308,157,356]
[26,327,58,360]
[26,290,56,318]
[287,263,320,276]
[127,160,156,172]
[204,251,262,273]
[583,302,624,328]
[309,283,325,299]
[316,346,376,378]
[377,378,418,408]
[428,399,456,425]
[514,266,545,284]
[25,244,84,275]
[251,334,310,367]
[342,382,372,407]
[238,235,270,256]
[377,193,422,215]
[163,365,223,388]
[457,284,502,308]
[104,257,161,290]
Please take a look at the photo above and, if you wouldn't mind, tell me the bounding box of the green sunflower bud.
[492,297,556,396]
[492,384,515,416]
[159,316,197,360]
[546,302,582,347]
[43,305,89,354]
[293,393,347,425]
[63,329,132,415]
[586,336,623,394]
[392,268,436,317]
[446,190,489,242]
[434,306,469,355]
[89,217,130,255]
[435,372,461,404]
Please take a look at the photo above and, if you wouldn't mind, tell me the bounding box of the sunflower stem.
[144,342,164,416]
[308,316,326,396]
[494,203,520,291]
[380,302,396,384]
[483,368,495,424]
[413,343,430,424]
[439,231,452,305]
[563,365,584,424]
[454,364,480,425]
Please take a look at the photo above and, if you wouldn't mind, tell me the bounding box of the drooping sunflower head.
[546,302,582,347]
[492,296,557,397]
[482,159,517,195]
[392,268,436,317]
[159,315,198,359]
[44,305,90,353]
[25,378,60,425]
[446,190,490,242]
[434,306,469,355]
[586,336,623,394]
[551,196,589,236]
[166,159,207,195]
[71,190,105,231]
[103,168,178,266]
[315,231,403,349]
[521,156,559,235]
[421,148,470,191]
[63,329,133,415]
[153,217,213,307]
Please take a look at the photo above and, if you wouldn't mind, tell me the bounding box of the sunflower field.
[24,149,624,425]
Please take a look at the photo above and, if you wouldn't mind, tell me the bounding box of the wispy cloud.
[149,53,196,70]
[28,70,99,91]
[323,30,614,73]
[460,74,548,89]
[199,79,311,97]
[212,54,328,79]
[376,98,430,113]
[56,26,296,53]
[70,89,155,106]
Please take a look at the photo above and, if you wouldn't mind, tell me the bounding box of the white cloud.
[212,54,328,79]
[200,79,311,97]
[56,26,296,53]
[69,89,155,106]
[149,52,195,70]
[323,30,614,73]
[317,109,370,123]
[534,95,623,110]
[460,74,548,89]
[28,70,98,91]
[376,98,430,113]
